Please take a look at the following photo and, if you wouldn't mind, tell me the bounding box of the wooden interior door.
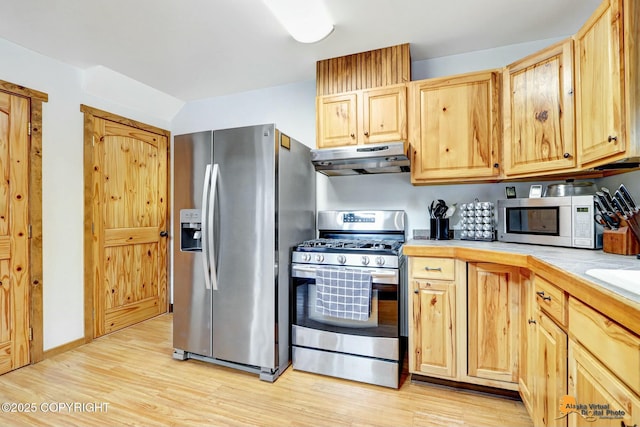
[90,115,168,337]
[0,91,30,374]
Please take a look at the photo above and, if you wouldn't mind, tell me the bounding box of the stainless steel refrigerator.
[172,124,315,381]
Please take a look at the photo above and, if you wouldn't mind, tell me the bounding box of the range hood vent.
[591,156,640,170]
[311,142,410,176]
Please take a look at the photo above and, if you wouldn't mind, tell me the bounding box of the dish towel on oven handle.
[315,267,372,321]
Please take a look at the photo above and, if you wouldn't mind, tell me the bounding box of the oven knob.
[302,253,311,262]
[315,254,324,263]
[375,256,385,266]
[361,256,370,266]
[337,255,347,264]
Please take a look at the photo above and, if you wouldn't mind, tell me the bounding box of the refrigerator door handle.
[209,164,220,290]
[201,164,213,290]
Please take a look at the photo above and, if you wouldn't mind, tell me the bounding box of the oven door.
[291,263,398,338]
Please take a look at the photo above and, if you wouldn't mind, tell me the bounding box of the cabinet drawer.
[534,276,567,326]
[410,257,455,280]
[569,297,640,395]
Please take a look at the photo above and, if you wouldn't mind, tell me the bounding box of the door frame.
[0,79,47,364]
[81,105,171,341]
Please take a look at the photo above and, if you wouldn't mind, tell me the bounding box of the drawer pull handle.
[424,267,442,272]
[536,291,552,301]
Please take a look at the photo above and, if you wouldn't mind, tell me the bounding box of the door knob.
[160,231,168,237]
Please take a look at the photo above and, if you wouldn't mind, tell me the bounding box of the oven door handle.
[291,265,397,278]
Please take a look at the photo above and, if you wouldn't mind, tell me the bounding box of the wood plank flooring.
[0,314,533,426]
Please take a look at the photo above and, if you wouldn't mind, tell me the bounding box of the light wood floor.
[0,314,533,426]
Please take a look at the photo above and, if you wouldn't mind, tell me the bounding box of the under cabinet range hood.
[310,142,410,176]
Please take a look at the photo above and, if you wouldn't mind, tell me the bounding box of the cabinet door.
[410,70,501,182]
[316,93,358,148]
[468,263,520,384]
[535,310,568,427]
[568,341,640,427]
[503,39,576,176]
[574,0,625,166]
[362,85,407,144]
[519,270,536,416]
[410,279,456,378]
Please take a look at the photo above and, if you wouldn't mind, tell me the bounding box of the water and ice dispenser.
[180,209,202,251]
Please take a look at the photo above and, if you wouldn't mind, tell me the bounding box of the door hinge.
[92,222,94,235]
[28,122,32,136]
[28,327,33,341]
[28,224,32,239]
[92,136,95,146]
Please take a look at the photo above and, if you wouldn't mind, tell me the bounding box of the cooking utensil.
[594,197,620,230]
[429,201,435,219]
[444,203,457,219]
[435,203,448,218]
[611,198,628,219]
[595,191,615,213]
[614,190,633,216]
[601,187,615,206]
[618,184,638,212]
[544,181,597,197]
[593,214,608,229]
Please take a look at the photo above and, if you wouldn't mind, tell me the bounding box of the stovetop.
[295,238,402,255]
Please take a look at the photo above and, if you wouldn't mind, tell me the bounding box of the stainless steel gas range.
[290,210,406,388]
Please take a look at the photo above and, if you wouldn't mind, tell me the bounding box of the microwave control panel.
[573,204,595,247]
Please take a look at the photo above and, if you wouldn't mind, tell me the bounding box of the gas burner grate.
[297,238,401,252]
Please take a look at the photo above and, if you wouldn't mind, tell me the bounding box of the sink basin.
[585,269,640,296]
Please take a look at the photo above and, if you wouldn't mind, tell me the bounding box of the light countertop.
[403,239,640,304]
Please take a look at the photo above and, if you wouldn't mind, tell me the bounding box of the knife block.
[603,223,640,255]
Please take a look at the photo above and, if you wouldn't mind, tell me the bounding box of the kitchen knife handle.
[619,184,638,210]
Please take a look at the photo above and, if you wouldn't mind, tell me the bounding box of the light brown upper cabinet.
[316,84,407,149]
[574,0,640,168]
[503,39,577,177]
[409,70,501,184]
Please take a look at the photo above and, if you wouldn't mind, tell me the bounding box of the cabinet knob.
[160,230,168,237]
[528,319,536,325]
[414,289,419,294]
[350,133,355,139]
[608,135,618,143]
[493,163,499,168]
[364,131,369,136]
[563,153,571,159]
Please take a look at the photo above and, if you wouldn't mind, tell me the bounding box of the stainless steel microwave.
[497,196,602,249]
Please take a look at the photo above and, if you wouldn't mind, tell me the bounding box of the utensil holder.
[603,214,640,255]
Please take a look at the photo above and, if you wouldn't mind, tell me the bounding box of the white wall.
[0,38,177,350]
[172,80,317,146]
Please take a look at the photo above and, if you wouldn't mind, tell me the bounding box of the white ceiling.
[0,0,602,102]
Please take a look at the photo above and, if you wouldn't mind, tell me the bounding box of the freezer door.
[172,131,214,357]
[211,124,277,369]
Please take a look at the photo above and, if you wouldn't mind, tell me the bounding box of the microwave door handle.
[208,164,220,291]
[200,164,213,290]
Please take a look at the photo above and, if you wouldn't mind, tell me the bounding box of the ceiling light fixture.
[262,0,334,44]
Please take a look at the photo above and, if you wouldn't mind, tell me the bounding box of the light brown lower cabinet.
[519,270,536,414]
[410,279,456,378]
[467,263,520,386]
[407,255,640,427]
[568,341,640,427]
[535,310,568,427]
